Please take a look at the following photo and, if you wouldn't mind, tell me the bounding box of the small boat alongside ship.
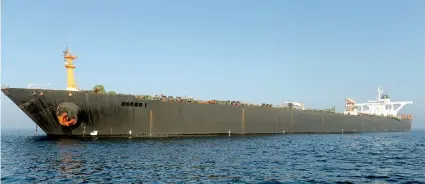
[1,48,414,138]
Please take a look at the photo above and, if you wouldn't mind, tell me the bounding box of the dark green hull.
[1,88,412,138]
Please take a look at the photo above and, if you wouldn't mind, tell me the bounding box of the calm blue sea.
[1,128,425,183]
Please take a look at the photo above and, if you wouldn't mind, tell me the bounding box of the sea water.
[1,128,425,183]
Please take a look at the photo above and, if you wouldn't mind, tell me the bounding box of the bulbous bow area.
[56,102,80,127]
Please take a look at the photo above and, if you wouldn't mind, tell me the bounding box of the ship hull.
[2,88,412,138]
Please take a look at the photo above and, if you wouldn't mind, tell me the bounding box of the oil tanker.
[1,48,414,138]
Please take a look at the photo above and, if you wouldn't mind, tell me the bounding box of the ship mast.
[376,86,383,102]
[63,47,79,91]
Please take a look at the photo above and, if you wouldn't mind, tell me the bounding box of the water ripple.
[2,130,425,183]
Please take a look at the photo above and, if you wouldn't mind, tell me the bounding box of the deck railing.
[28,84,53,89]
[1,84,9,89]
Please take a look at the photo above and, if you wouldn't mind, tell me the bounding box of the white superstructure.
[344,87,413,117]
[281,101,305,110]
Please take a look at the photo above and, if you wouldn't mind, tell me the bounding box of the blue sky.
[1,0,424,129]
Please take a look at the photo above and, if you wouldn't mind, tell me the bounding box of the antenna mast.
[377,86,383,101]
[63,47,79,91]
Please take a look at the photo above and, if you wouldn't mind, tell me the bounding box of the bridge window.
[385,104,392,110]
[121,102,126,106]
[393,103,401,110]
[355,106,362,111]
[126,102,130,106]
[363,105,370,111]
[134,103,138,107]
[381,95,391,99]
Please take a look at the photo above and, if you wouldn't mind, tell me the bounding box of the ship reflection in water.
[1,129,425,183]
[56,139,83,181]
